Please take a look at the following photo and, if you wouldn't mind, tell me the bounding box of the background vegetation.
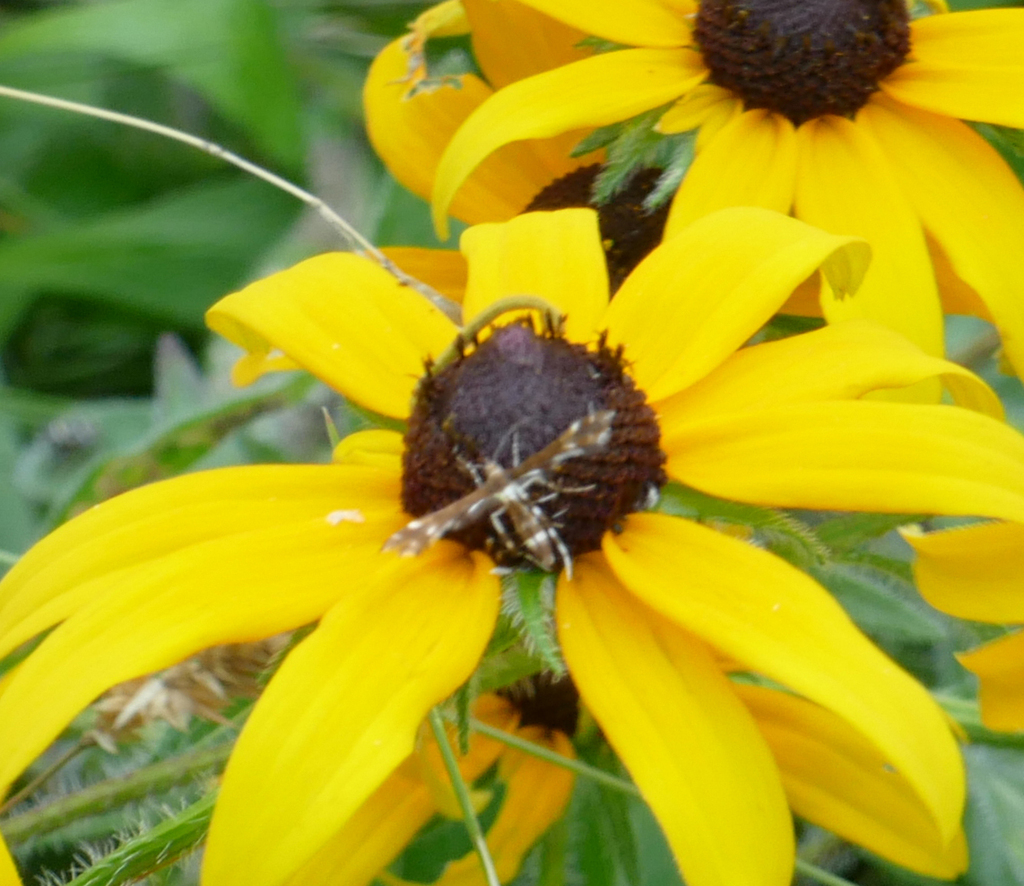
[0,0,1023,884]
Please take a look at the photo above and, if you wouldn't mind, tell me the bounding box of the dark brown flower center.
[401,321,666,572]
[525,165,669,294]
[499,674,580,737]
[695,0,911,125]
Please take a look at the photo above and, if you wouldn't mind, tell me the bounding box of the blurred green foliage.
[0,0,442,554]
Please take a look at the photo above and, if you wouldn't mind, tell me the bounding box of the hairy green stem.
[470,718,641,798]
[0,737,94,817]
[429,708,501,886]
[793,859,856,886]
[2,742,231,844]
[62,791,216,886]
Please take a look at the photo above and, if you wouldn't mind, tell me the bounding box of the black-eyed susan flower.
[283,687,575,886]
[427,0,1024,373]
[363,0,596,228]
[5,208,1024,885]
[364,0,672,292]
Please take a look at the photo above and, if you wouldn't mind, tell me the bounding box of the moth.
[383,409,616,578]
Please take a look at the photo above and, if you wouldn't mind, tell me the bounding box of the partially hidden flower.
[288,687,575,886]
[365,0,673,292]
[364,0,594,228]
[424,0,1024,374]
[6,208,1024,885]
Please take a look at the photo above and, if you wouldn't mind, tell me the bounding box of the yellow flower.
[363,0,597,228]
[4,207,1024,885]
[426,0,1024,373]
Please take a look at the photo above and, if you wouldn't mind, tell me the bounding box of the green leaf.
[813,512,927,552]
[0,0,304,167]
[566,759,640,886]
[0,176,299,332]
[585,107,694,208]
[656,482,829,569]
[503,571,565,676]
[530,816,569,886]
[152,334,205,423]
[937,695,1024,751]
[476,646,546,695]
[630,799,685,886]
[810,556,949,647]
[0,414,36,552]
[453,682,473,756]
[962,745,1024,886]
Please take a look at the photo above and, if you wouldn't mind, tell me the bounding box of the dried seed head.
[93,637,289,741]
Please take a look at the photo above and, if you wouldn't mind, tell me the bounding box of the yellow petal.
[605,207,869,400]
[655,319,1002,425]
[507,0,692,47]
[432,48,705,238]
[364,38,553,224]
[737,684,968,879]
[883,10,1024,128]
[603,514,965,844]
[206,252,456,419]
[283,696,516,886]
[656,84,738,136]
[0,475,408,795]
[0,840,19,886]
[558,556,793,886]
[333,429,404,473]
[928,234,991,321]
[793,114,944,367]
[203,550,500,886]
[285,759,437,886]
[0,465,399,663]
[663,401,1024,523]
[459,209,608,341]
[860,96,1024,377]
[666,110,797,234]
[382,247,467,304]
[465,0,591,89]
[903,521,1024,623]
[428,727,575,886]
[957,632,1024,732]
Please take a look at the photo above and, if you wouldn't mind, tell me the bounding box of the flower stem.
[428,708,501,886]
[793,859,856,886]
[470,718,641,798]
[62,791,216,886]
[0,550,18,566]
[2,742,231,844]
[0,83,460,324]
[0,737,94,817]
